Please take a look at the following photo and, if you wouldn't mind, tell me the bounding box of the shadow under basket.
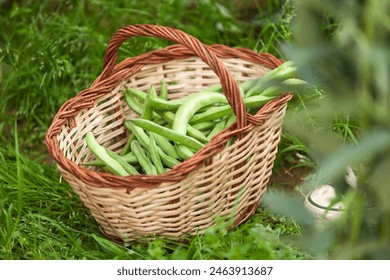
[45,24,292,243]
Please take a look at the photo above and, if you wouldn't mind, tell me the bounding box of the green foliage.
[271,0,390,259]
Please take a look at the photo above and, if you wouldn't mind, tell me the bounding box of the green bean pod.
[148,134,165,174]
[175,144,194,160]
[158,151,180,169]
[189,105,231,124]
[124,90,144,115]
[131,140,158,175]
[85,132,129,176]
[192,121,216,131]
[197,78,258,95]
[190,95,273,124]
[148,95,183,111]
[157,111,209,143]
[207,118,227,140]
[245,62,297,97]
[124,121,149,149]
[198,84,223,93]
[84,151,138,167]
[172,92,227,135]
[124,121,181,167]
[259,78,310,97]
[151,132,180,159]
[140,86,156,120]
[125,88,147,101]
[171,92,228,157]
[126,87,164,122]
[128,119,204,151]
[104,148,139,175]
[120,134,134,156]
[159,79,168,100]
[224,113,237,129]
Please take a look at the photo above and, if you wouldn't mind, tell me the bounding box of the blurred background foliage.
[272,0,390,259]
[0,0,389,259]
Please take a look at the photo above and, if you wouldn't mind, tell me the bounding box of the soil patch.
[269,166,311,191]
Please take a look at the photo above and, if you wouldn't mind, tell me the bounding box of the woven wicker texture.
[45,24,292,242]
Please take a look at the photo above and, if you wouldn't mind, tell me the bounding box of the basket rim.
[45,43,292,190]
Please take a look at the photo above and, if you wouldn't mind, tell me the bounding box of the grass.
[1,0,320,260]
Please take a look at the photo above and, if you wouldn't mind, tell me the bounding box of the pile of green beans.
[85,61,308,175]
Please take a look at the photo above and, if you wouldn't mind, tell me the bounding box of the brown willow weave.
[45,24,292,242]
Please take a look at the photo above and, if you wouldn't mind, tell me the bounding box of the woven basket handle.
[100,24,247,129]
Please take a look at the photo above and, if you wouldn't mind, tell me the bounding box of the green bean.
[244,95,275,108]
[197,79,258,94]
[127,86,171,113]
[124,121,181,166]
[207,118,227,140]
[150,85,158,98]
[187,126,209,144]
[124,90,144,115]
[156,111,209,143]
[190,95,273,124]
[175,144,194,160]
[172,92,227,135]
[140,86,155,120]
[125,88,147,101]
[83,160,104,167]
[85,132,129,176]
[104,148,139,175]
[240,79,259,93]
[126,87,164,122]
[124,121,149,148]
[198,84,223,93]
[152,115,167,126]
[171,92,228,157]
[258,78,310,97]
[84,151,138,167]
[192,121,216,131]
[148,134,165,174]
[154,110,175,124]
[159,79,168,100]
[259,61,296,82]
[196,65,296,99]
[101,166,114,174]
[128,119,204,151]
[148,95,183,111]
[120,134,134,156]
[253,61,296,85]
[224,113,236,129]
[151,132,180,159]
[189,105,231,124]
[245,62,297,97]
[131,140,158,175]
[159,151,180,169]
[239,86,245,97]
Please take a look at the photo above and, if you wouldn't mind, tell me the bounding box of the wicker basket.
[45,24,292,243]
